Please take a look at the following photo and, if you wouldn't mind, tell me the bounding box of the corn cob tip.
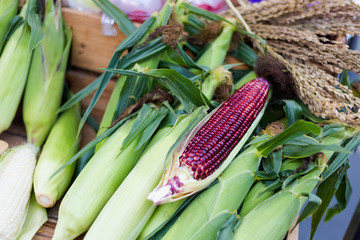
[36,194,55,208]
[148,167,193,205]
[0,140,9,155]
[148,78,270,204]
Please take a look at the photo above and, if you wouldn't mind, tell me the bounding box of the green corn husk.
[280,158,304,172]
[16,193,47,240]
[84,108,207,240]
[0,17,31,134]
[233,128,356,240]
[53,118,144,240]
[96,59,160,151]
[0,0,18,49]
[23,0,72,146]
[233,157,326,240]
[201,66,233,100]
[160,134,269,240]
[239,181,274,218]
[195,22,235,70]
[139,199,184,239]
[239,157,308,218]
[33,105,80,208]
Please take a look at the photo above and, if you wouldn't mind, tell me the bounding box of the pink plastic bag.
[188,0,228,13]
[102,0,165,36]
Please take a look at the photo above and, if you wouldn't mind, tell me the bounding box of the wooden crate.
[62,7,127,73]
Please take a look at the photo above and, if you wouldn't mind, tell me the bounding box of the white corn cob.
[0,144,38,240]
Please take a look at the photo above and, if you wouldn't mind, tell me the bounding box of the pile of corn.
[0,1,360,240]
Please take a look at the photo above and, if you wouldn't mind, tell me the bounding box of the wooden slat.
[66,68,116,124]
[62,8,127,73]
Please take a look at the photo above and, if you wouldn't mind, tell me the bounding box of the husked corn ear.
[34,105,80,208]
[0,0,18,49]
[181,79,269,179]
[0,144,38,240]
[0,22,31,134]
[23,0,72,146]
[148,78,270,204]
[84,108,207,240]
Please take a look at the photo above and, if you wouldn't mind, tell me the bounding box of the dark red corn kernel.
[179,78,270,180]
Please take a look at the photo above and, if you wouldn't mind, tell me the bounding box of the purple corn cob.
[148,78,270,204]
[179,78,269,180]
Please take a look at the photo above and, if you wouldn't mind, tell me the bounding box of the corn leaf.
[339,69,351,89]
[254,171,279,181]
[25,0,44,51]
[258,180,282,198]
[122,105,168,150]
[0,15,24,54]
[136,111,167,151]
[159,61,196,78]
[322,133,360,181]
[52,113,136,177]
[117,37,166,70]
[296,193,322,226]
[216,213,241,240]
[113,75,148,119]
[246,134,269,146]
[160,3,172,26]
[93,0,136,36]
[282,165,316,189]
[319,124,345,139]
[177,43,208,71]
[185,42,202,56]
[310,164,347,240]
[297,100,326,123]
[255,150,282,181]
[286,135,319,146]
[325,171,352,221]
[282,144,350,159]
[257,120,321,157]
[230,42,258,68]
[58,16,155,114]
[282,100,302,126]
[73,146,95,178]
[77,18,162,135]
[264,150,282,173]
[104,68,212,113]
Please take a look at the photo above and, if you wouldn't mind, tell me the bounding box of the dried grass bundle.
[220,0,360,125]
